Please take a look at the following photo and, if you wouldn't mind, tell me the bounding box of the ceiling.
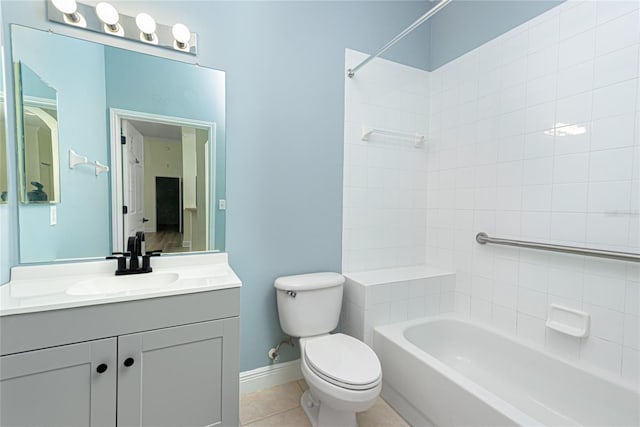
[128,119,183,141]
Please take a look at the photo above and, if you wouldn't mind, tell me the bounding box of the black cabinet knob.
[124,357,135,367]
[96,363,108,374]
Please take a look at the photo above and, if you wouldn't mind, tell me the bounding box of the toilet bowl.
[299,334,382,427]
[274,272,382,427]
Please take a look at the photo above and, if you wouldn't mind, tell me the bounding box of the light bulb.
[51,0,83,25]
[172,23,190,50]
[136,12,156,41]
[96,2,118,25]
[51,0,77,15]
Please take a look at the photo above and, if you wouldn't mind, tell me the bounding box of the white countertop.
[0,253,241,316]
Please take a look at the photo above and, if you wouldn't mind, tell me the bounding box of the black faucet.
[107,232,161,275]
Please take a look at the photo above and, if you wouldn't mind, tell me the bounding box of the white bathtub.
[374,316,640,427]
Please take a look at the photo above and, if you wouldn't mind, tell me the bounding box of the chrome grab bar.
[475,232,640,263]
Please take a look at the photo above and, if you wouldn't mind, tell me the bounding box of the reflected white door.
[122,120,145,243]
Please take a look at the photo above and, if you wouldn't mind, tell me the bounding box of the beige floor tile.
[240,381,303,425]
[357,397,410,427]
[244,407,312,427]
[296,378,308,391]
[240,380,407,427]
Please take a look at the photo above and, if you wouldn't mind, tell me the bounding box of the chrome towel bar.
[475,232,640,263]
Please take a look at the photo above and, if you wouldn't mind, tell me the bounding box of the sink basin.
[66,272,180,296]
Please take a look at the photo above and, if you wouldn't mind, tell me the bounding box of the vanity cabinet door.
[0,338,117,427]
[116,317,239,427]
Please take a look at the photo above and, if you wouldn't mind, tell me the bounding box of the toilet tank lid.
[274,272,345,291]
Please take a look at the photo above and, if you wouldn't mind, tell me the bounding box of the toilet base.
[301,390,358,427]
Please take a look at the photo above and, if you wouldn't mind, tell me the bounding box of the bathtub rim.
[374,314,639,426]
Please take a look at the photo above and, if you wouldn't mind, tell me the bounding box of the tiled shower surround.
[343,0,639,384]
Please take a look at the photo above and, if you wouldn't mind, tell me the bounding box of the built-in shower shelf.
[361,126,425,147]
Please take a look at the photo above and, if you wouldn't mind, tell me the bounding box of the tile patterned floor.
[240,379,409,426]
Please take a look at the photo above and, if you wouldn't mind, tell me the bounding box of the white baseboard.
[239,359,303,394]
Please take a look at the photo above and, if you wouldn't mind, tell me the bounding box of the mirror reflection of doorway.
[112,110,212,254]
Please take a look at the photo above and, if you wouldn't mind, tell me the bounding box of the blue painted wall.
[104,47,226,250]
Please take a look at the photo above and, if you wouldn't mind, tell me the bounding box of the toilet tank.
[274,272,345,337]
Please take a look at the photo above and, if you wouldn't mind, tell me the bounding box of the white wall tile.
[523,157,554,185]
[622,347,640,384]
[596,1,640,25]
[471,298,492,323]
[623,313,639,350]
[593,45,640,89]
[548,267,584,300]
[626,282,640,315]
[550,212,587,242]
[587,181,632,213]
[344,4,639,381]
[518,288,548,319]
[583,273,627,311]
[591,113,637,151]
[521,211,551,240]
[492,304,517,334]
[552,183,588,212]
[554,126,591,155]
[553,153,590,183]
[343,51,430,272]
[584,303,625,343]
[589,148,634,181]
[529,12,560,50]
[560,1,597,39]
[519,262,549,293]
[558,60,594,98]
[557,93,593,128]
[592,79,638,120]
[522,185,552,211]
[594,9,640,56]
[517,312,547,347]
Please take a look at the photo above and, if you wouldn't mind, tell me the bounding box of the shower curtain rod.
[347,0,452,78]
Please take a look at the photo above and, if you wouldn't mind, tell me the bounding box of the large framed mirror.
[11,25,226,263]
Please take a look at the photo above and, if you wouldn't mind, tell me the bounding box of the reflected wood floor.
[145,231,190,254]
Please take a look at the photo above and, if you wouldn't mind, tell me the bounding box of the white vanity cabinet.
[0,260,241,427]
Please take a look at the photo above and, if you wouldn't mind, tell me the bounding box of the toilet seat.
[303,334,381,391]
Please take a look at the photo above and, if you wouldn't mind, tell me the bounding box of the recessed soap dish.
[546,304,590,337]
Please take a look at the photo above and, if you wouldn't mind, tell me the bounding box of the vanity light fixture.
[136,12,157,44]
[172,23,191,51]
[51,0,86,27]
[46,0,198,54]
[96,2,123,36]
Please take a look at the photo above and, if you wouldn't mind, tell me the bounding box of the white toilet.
[274,272,382,427]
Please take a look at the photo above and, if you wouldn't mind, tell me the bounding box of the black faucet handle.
[107,255,128,274]
[141,252,160,272]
